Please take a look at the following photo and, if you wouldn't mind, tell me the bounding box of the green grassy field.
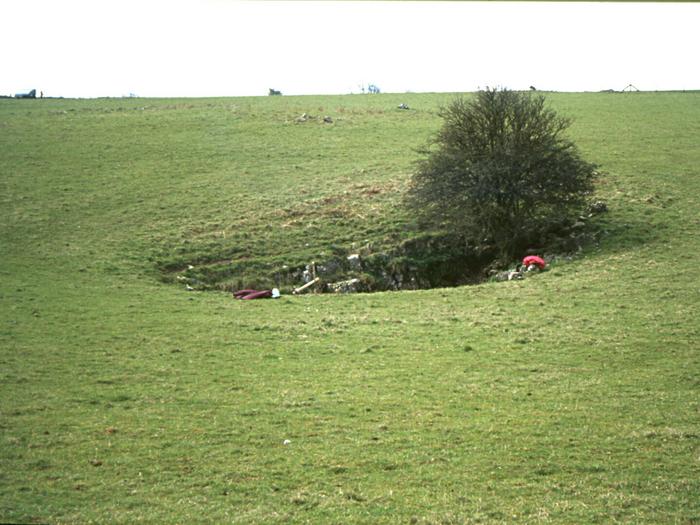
[1,91,699,524]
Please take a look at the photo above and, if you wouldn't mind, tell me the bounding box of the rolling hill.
[1,91,698,523]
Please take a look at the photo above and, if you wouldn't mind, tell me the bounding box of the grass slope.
[1,92,699,524]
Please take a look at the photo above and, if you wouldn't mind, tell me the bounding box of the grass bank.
[1,92,699,523]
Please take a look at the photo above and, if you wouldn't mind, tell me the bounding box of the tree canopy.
[408,88,598,261]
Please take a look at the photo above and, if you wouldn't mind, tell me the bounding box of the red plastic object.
[522,255,546,270]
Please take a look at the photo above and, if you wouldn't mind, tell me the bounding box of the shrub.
[407,88,598,262]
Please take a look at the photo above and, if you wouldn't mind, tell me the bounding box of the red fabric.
[234,289,273,300]
[233,289,257,298]
[523,255,546,269]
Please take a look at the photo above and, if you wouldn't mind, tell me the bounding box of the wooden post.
[293,277,320,295]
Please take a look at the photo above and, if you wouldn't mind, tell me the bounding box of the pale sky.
[1,1,698,98]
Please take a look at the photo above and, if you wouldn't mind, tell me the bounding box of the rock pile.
[327,278,362,294]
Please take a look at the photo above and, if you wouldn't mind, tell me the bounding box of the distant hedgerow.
[408,87,598,261]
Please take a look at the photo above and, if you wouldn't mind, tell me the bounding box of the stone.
[302,264,316,283]
[493,271,511,282]
[588,200,608,214]
[328,278,361,294]
[347,253,362,270]
[493,269,524,282]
